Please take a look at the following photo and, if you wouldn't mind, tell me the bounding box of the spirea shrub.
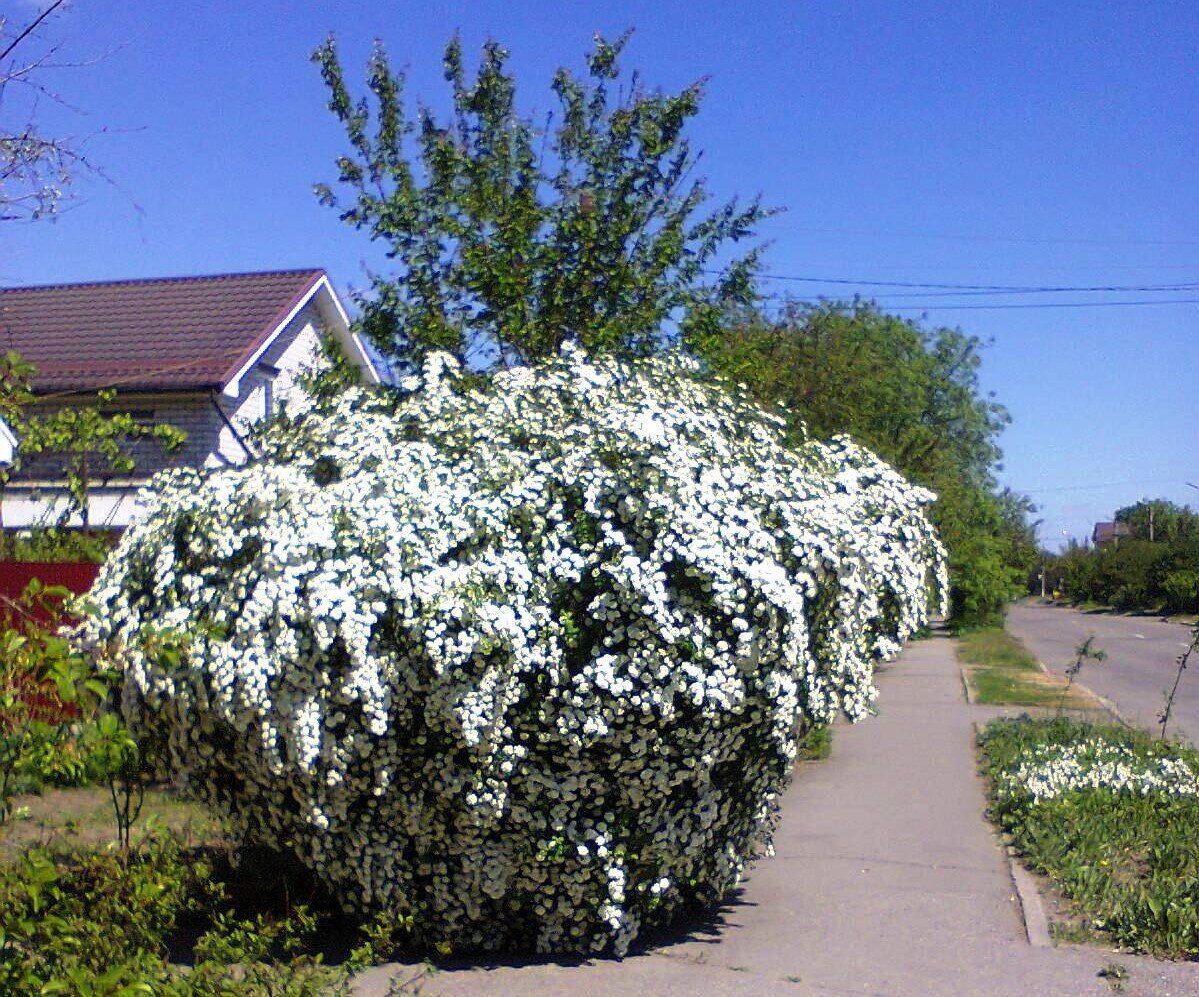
[87,344,946,955]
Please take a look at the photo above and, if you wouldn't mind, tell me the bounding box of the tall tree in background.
[695,300,1036,626]
[314,31,768,368]
[0,1,104,222]
[1115,498,1199,545]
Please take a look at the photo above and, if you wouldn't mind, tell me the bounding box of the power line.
[1017,478,1180,495]
[768,224,1199,248]
[707,268,1199,293]
[880,298,1199,311]
[737,284,1199,311]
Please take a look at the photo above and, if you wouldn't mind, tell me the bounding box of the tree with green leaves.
[313,30,769,368]
[695,300,1035,627]
[1115,498,1199,545]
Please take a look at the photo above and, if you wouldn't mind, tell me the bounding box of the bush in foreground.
[88,346,945,955]
[979,716,1199,958]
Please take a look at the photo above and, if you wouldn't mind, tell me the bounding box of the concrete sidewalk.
[356,634,1199,996]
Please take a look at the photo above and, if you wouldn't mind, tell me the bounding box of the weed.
[1057,636,1105,716]
[1098,962,1129,992]
[1159,623,1199,739]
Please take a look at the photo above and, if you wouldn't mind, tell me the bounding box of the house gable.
[220,274,379,397]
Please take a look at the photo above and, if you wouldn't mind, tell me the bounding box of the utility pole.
[1150,504,1155,542]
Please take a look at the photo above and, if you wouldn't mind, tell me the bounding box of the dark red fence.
[0,560,100,599]
[1,562,99,726]
[0,561,100,628]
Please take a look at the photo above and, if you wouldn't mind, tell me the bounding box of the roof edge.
[219,270,327,395]
[0,267,325,295]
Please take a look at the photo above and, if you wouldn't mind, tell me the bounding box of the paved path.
[1008,601,1199,741]
[356,634,1199,996]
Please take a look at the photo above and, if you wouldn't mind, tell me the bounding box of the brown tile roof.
[0,269,326,394]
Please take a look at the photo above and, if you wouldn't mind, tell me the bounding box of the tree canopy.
[694,300,1035,626]
[314,31,768,369]
[1115,498,1199,545]
[314,31,1034,627]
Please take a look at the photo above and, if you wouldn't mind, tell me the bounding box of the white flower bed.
[88,345,946,955]
[1001,741,1199,803]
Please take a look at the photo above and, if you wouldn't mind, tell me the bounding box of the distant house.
[0,269,379,528]
[1092,520,1132,547]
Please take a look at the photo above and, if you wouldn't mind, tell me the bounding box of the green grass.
[2,786,223,854]
[797,724,832,762]
[957,627,1099,709]
[979,716,1199,959]
[958,627,1042,672]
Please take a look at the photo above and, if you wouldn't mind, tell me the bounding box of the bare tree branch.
[0,2,126,222]
[0,0,66,65]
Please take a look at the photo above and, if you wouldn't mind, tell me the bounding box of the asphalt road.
[1007,600,1199,742]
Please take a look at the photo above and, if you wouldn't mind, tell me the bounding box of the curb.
[959,665,976,705]
[1006,850,1053,948]
[971,719,1053,950]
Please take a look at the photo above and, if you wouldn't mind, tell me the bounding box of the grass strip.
[978,715,1199,959]
[957,627,1098,709]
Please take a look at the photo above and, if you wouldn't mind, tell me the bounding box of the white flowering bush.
[999,741,1199,803]
[87,344,945,955]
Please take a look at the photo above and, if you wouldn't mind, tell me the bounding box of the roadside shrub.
[0,836,209,993]
[88,345,946,955]
[1161,570,1199,615]
[0,834,383,994]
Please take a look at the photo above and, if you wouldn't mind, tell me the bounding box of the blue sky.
[2,1,1197,548]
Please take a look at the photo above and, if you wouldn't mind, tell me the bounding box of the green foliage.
[297,330,366,403]
[0,526,117,563]
[1,351,186,533]
[0,835,211,994]
[695,300,1034,627]
[0,351,35,427]
[18,388,187,529]
[692,301,1006,479]
[1116,499,1199,545]
[0,833,411,995]
[313,30,768,368]
[979,716,1199,958]
[1044,503,1199,615]
[0,579,94,824]
[796,723,832,761]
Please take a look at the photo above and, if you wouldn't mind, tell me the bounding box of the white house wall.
[0,418,15,466]
[2,484,146,530]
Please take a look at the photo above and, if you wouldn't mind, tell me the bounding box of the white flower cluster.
[1001,740,1199,804]
[87,344,946,955]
